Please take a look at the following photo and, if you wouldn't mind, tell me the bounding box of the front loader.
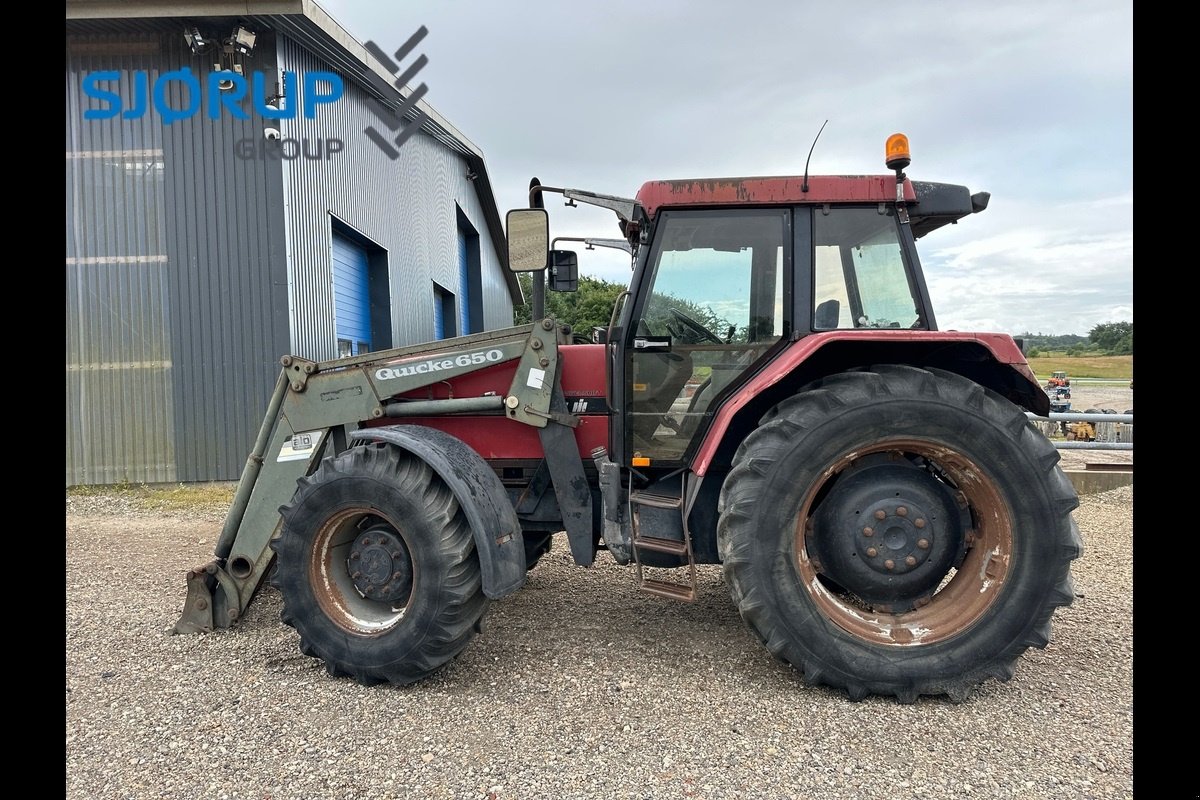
[175,133,1080,703]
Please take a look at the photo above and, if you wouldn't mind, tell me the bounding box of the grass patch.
[1027,355,1132,380]
[67,481,237,512]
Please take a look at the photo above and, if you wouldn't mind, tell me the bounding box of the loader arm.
[174,320,575,634]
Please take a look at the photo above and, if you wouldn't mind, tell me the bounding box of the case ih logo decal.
[568,397,609,414]
[375,348,504,380]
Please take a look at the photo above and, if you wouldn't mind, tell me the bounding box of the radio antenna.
[801,119,829,193]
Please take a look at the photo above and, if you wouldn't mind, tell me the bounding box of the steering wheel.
[668,307,723,345]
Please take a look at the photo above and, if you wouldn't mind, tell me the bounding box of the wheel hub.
[810,455,968,609]
[348,525,413,603]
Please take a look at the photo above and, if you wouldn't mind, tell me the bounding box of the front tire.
[717,365,1082,702]
[271,442,488,685]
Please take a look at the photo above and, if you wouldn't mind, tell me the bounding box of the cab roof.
[634,175,987,238]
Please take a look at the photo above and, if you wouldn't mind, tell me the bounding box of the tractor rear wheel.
[717,365,1081,703]
[271,442,488,685]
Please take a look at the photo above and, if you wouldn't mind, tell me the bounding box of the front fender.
[350,425,525,599]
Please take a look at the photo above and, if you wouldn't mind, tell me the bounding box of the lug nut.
[392,571,404,580]
[884,559,895,570]
[874,510,887,520]
[866,547,878,557]
[896,506,908,517]
[905,556,917,567]
[917,538,930,550]
[352,571,363,580]
[915,518,926,529]
[862,527,874,537]
[350,552,360,559]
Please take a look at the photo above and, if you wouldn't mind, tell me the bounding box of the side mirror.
[547,249,578,293]
[506,209,549,272]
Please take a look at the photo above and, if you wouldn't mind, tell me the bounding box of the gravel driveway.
[66,474,1133,800]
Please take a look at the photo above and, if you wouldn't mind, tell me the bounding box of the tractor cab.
[506,134,992,469]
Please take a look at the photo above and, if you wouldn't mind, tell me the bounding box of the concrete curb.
[1064,469,1133,495]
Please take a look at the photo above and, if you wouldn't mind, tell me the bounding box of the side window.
[813,207,922,330]
[629,209,788,463]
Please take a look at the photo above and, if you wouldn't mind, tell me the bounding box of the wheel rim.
[795,438,1013,646]
[308,506,415,635]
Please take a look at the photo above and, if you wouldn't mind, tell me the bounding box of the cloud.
[320,0,1132,335]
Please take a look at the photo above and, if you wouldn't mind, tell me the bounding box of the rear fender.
[350,425,525,599]
[692,331,1048,476]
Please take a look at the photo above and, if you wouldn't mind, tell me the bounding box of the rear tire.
[271,442,488,685]
[717,365,1081,702]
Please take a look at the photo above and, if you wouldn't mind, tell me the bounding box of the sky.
[321,0,1133,337]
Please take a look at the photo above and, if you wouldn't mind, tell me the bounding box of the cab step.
[640,579,697,602]
[629,488,696,602]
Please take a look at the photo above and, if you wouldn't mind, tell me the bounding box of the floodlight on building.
[229,26,257,56]
[184,27,210,54]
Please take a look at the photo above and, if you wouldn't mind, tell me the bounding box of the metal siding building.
[66,2,519,486]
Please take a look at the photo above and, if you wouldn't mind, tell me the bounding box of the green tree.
[513,273,629,338]
[1088,321,1133,355]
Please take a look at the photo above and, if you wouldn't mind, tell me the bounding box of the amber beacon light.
[885,133,911,171]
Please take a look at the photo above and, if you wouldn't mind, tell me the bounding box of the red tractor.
[175,134,1079,703]
[1046,370,1070,390]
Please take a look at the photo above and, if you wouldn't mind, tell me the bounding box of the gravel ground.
[66,469,1133,799]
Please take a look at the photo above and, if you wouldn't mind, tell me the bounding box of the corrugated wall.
[66,28,290,485]
[66,33,175,485]
[277,35,511,360]
[67,21,511,485]
[157,32,290,483]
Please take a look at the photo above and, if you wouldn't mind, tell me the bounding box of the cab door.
[619,208,791,467]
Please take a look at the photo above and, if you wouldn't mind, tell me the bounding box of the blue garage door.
[332,234,372,357]
[458,229,470,335]
[433,284,455,340]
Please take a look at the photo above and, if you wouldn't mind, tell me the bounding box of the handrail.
[1025,411,1133,451]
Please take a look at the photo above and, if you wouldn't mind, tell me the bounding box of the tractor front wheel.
[717,365,1082,702]
[271,442,488,685]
